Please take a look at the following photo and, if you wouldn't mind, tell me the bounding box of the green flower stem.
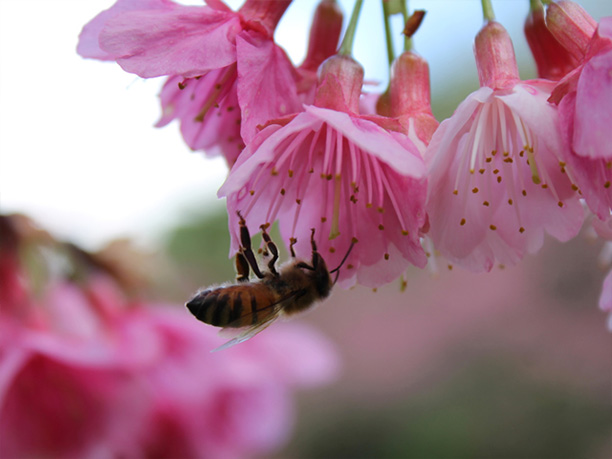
[338,0,364,56]
[481,0,495,22]
[529,0,543,12]
[401,0,412,52]
[382,0,395,66]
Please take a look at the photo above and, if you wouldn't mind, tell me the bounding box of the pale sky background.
[1,0,610,250]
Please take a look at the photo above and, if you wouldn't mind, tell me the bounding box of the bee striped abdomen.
[186,284,279,328]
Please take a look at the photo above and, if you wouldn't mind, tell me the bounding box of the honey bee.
[186,212,352,351]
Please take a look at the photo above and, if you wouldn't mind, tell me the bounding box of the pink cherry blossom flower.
[0,215,338,458]
[546,3,612,161]
[219,55,428,288]
[425,21,583,272]
[543,3,612,220]
[78,0,301,165]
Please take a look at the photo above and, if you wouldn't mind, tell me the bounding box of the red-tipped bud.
[315,55,364,113]
[474,21,520,89]
[524,2,580,80]
[546,0,597,60]
[300,0,343,72]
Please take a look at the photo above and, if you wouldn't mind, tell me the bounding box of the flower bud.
[524,2,580,80]
[300,0,343,72]
[474,21,520,90]
[546,0,597,60]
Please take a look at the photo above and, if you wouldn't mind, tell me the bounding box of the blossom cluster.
[78,1,612,312]
[0,214,337,457]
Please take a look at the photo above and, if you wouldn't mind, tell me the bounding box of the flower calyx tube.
[389,50,439,151]
[546,0,598,61]
[474,21,520,90]
[524,0,580,80]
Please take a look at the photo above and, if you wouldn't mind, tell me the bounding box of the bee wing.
[212,312,281,352]
[211,288,307,352]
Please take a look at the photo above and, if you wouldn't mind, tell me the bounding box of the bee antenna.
[330,241,355,284]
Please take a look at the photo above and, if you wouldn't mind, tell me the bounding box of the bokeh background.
[1,0,611,457]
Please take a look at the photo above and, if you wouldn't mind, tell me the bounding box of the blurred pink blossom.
[0,216,338,458]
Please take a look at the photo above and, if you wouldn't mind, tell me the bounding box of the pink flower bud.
[546,0,598,60]
[524,2,580,80]
[300,0,343,72]
[474,21,520,90]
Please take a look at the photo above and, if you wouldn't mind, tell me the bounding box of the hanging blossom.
[78,0,301,166]
[425,20,584,272]
[543,3,612,221]
[219,54,428,288]
[0,215,338,458]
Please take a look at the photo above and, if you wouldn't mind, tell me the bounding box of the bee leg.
[237,211,264,279]
[309,228,322,270]
[295,229,319,271]
[289,237,297,258]
[235,252,250,282]
[260,225,279,276]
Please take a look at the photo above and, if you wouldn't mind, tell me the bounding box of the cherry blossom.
[425,21,583,271]
[543,3,612,220]
[78,0,301,165]
[219,55,428,287]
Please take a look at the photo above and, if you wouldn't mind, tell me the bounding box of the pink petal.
[308,106,425,177]
[100,3,241,78]
[236,31,302,145]
[426,83,583,271]
[598,17,612,39]
[0,347,30,404]
[573,48,612,159]
[157,69,244,165]
[77,0,172,60]
[220,107,427,287]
